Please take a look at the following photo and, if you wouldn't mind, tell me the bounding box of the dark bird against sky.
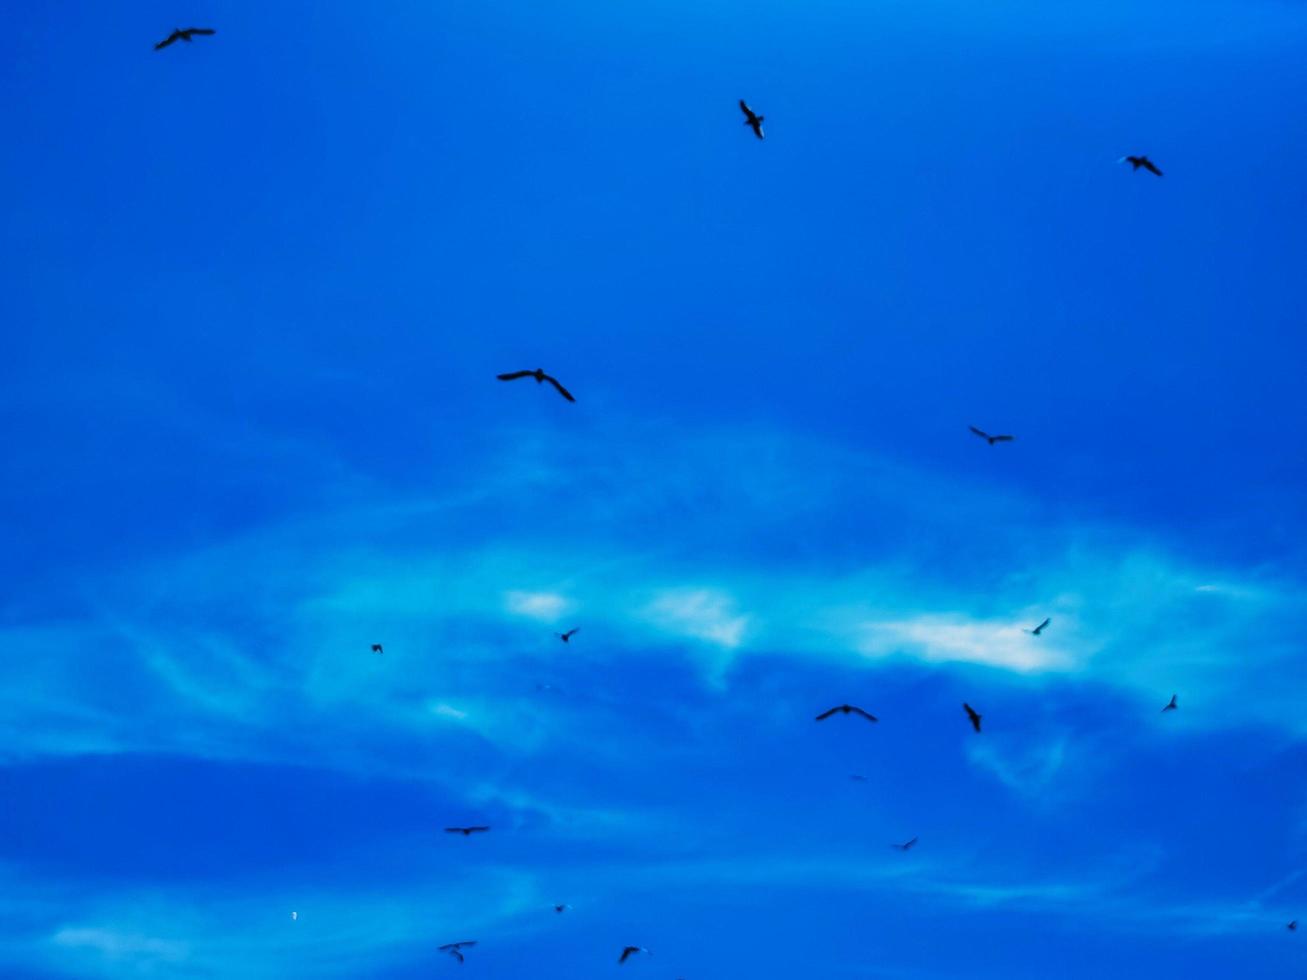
[444,826,490,836]
[894,836,919,851]
[371,643,383,654]
[739,100,765,140]
[815,704,878,723]
[1025,617,1051,636]
[963,702,983,733]
[1162,694,1178,712]
[155,27,215,50]
[554,903,572,913]
[1121,155,1163,176]
[556,628,579,643]
[1289,921,1298,931]
[438,941,477,963]
[496,368,575,402]
[969,426,1014,446]
[619,946,648,964]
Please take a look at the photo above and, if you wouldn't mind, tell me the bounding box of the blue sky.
[2,0,1307,976]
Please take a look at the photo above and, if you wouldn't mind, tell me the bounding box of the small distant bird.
[739,100,765,140]
[1025,617,1051,636]
[556,628,580,643]
[1121,155,1163,177]
[155,27,216,50]
[554,903,572,913]
[815,704,878,723]
[1289,920,1298,931]
[963,703,982,733]
[1162,694,1178,712]
[619,946,648,964]
[893,837,919,851]
[371,643,383,654]
[439,941,477,964]
[497,368,574,402]
[969,426,1014,446]
[444,826,490,836]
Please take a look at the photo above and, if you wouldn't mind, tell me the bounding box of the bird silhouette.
[444,826,490,836]
[1025,617,1051,636]
[439,941,477,963]
[1162,694,1178,712]
[963,703,983,733]
[969,426,1014,446]
[556,628,580,643]
[155,27,216,50]
[619,946,648,964]
[815,704,878,723]
[893,836,919,851]
[1289,920,1298,931]
[1121,155,1163,176]
[739,100,765,139]
[497,369,574,402]
[554,903,572,913]
[371,643,383,654]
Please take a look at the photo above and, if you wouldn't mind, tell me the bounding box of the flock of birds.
[146,20,1275,973]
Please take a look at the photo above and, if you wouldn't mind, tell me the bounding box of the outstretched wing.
[990,434,1014,443]
[1035,617,1050,633]
[851,706,879,722]
[814,707,839,721]
[969,426,990,440]
[544,374,575,402]
[1143,159,1163,176]
[739,99,755,121]
[497,370,533,381]
[963,703,982,731]
[750,120,765,140]
[185,28,216,36]
[619,948,635,963]
[155,31,180,49]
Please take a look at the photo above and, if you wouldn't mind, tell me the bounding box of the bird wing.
[751,121,765,139]
[814,707,839,720]
[1036,617,1050,632]
[469,826,489,832]
[964,704,982,730]
[619,948,635,963]
[155,32,179,49]
[739,99,754,120]
[185,27,216,35]
[969,426,989,440]
[851,706,878,722]
[497,370,533,381]
[544,375,576,401]
[564,628,579,639]
[991,434,1014,442]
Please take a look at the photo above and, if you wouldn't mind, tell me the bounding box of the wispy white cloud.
[505,590,571,621]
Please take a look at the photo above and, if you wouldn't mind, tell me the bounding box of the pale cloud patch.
[966,736,1069,796]
[643,588,750,649]
[854,616,1073,672]
[504,590,570,622]
[50,927,189,968]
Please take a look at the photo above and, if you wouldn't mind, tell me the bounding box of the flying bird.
[893,836,919,851]
[1025,617,1051,636]
[154,27,215,50]
[556,628,580,643]
[815,704,878,723]
[739,100,765,139]
[969,426,1014,446]
[1120,155,1163,176]
[439,941,477,964]
[554,903,572,913]
[444,826,490,836]
[371,643,383,654]
[619,946,648,964]
[1162,694,1178,712]
[496,368,575,402]
[963,703,982,733]
[1289,921,1298,931]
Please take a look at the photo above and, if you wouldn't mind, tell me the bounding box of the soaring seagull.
[155,27,215,50]
[371,643,383,654]
[1162,694,1178,712]
[969,426,1014,446]
[444,826,490,836]
[1121,155,1163,176]
[556,628,580,643]
[439,941,477,964]
[739,100,765,139]
[619,946,649,964]
[1025,617,1051,636]
[893,836,919,851]
[815,704,878,723]
[963,702,983,733]
[497,368,575,402]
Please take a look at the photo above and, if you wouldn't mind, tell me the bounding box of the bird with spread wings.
[155,27,215,50]
[1025,617,1051,636]
[739,100,765,139]
[444,825,490,836]
[815,704,878,723]
[963,703,983,733]
[497,368,575,402]
[439,941,477,963]
[1121,154,1163,176]
[969,425,1014,446]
